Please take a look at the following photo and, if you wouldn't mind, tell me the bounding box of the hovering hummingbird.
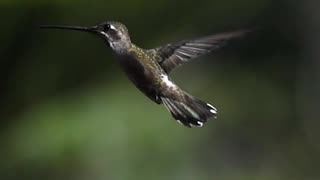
[40,21,248,128]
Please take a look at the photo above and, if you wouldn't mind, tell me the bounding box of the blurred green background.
[1,0,319,179]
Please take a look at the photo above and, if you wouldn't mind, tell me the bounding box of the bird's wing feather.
[148,30,250,73]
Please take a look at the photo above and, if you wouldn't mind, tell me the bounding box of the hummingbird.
[40,21,248,128]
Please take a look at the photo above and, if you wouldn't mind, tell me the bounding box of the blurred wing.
[149,30,250,73]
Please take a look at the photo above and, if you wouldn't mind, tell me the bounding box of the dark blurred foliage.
[0,0,319,179]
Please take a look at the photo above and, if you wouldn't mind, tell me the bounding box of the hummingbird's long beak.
[40,25,98,33]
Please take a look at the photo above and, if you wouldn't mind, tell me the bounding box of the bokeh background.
[1,0,319,179]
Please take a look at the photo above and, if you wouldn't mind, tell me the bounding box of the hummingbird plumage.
[40,21,248,127]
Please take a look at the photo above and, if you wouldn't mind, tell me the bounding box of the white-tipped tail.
[161,96,217,127]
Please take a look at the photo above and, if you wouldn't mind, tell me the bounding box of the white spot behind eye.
[110,25,116,30]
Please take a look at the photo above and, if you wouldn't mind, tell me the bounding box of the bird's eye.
[103,24,111,32]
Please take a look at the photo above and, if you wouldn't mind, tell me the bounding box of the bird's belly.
[118,55,160,103]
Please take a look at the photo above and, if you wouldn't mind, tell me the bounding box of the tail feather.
[161,95,217,127]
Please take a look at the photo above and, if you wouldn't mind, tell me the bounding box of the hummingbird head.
[96,22,130,42]
[95,21,131,50]
[40,21,132,53]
